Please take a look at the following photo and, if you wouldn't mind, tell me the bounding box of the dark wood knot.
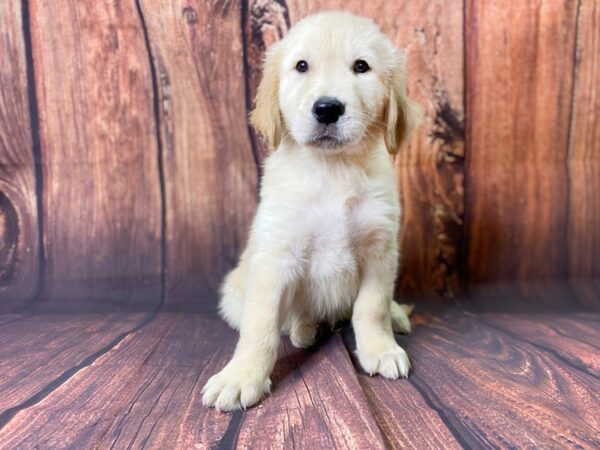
[183,6,197,24]
[0,191,19,286]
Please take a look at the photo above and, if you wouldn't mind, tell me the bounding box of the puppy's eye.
[353,59,370,74]
[295,60,309,73]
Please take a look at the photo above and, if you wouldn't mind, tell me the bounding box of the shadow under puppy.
[203,11,420,411]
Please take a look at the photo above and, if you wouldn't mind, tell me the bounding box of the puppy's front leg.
[202,259,282,411]
[353,250,410,379]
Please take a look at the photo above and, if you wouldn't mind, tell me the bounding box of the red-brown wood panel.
[0,2,40,310]
[139,0,259,308]
[0,313,146,416]
[569,0,600,162]
[242,0,290,165]
[348,365,463,449]
[568,0,600,308]
[28,0,163,306]
[569,162,600,308]
[235,336,386,449]
[0,315,386,449]
[465,0,579,306]
[481,313,600,377]
[387,1,465,302]
[246,0,465,302]
[347,311,600,448]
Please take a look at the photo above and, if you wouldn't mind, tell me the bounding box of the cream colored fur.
[202,11,420,411]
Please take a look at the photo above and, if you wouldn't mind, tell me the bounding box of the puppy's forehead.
[281,12,391,63]
[290,11,381,37]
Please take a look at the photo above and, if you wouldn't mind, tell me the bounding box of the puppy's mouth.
[307,125,348,149]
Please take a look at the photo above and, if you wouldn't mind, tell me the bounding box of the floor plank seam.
[141,378,180,449]
[100,366,164,449]
[460,314,600,436]
[213,409,245,450]
[0,310,161,430]
[544,323,600,351]
[408,374,481,448]
[131,370,178,448]
[0,315,29,327]
[339,329,413,449]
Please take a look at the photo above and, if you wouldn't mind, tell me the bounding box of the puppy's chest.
[297,187,395,275]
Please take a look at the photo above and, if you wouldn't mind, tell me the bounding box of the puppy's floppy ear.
[384,54,421,155]
[250,44,283,150]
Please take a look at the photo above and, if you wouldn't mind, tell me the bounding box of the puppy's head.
[251,11,420,155]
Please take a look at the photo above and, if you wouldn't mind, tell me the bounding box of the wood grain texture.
[28,0,163,305]
[390,1,465,302]
[246,0,465,302]
[0,314,385,449]
[88,315,232,449]
[569,0,600,162]
[0,1,40,309]
[243,0,290,165]
[235,335,386,449]
[1,310,600,448]
[568,0,600,307]
[544,312,600,350]
[465,0,579,305]
[0,314,176,447]
[481,313,600,377]
[0,313,238,447]
[341,328,462,450]
[0,312,146,426]
[357,310,600,448]
[138,0,259,307]
[0,1,596,313]
[472,316,600,433]
[0,313,23,326]
[569,162,600,308]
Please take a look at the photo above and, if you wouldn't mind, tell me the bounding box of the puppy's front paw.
[356,343,411,379]
[201,365,271,411]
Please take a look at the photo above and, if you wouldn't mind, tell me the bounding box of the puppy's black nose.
[312,97,345,124]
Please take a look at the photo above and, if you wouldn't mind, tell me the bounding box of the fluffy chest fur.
[251,143,400,321]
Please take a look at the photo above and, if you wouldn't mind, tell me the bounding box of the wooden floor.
[1,306,599,449]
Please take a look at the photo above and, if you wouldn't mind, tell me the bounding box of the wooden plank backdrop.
[568,0,600,308]
[465,0,578,308]
[28,0,163,308]
[0,1,40,311]
[139,0,259,308]
[0,0,598,311]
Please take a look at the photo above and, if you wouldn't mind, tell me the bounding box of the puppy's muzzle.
[312,97,345,124]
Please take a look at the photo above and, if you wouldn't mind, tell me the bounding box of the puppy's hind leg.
[218,249,250,330]
[289,313,318,349]
[391,302,414,334]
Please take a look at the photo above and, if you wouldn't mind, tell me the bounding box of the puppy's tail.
[391,301,414,334]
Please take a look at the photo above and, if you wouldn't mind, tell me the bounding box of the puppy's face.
[251,12,419,155]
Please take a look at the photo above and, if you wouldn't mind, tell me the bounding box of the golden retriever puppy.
[202,11,420,411]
